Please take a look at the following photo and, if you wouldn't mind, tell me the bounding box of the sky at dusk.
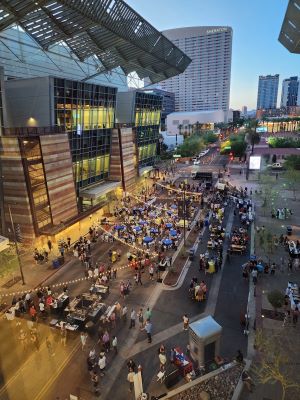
[126,0,299,110]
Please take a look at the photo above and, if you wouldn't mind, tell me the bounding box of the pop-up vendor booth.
[189,316,222,367]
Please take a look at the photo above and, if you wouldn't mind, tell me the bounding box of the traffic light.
[15,224,23,243]
[229,152,234,161]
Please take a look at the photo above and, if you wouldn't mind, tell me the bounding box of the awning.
[139,166,153,176]
[79,181,121,200]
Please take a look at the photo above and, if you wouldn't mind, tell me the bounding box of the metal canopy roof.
[279,0,300,54]
[0,0,191,83]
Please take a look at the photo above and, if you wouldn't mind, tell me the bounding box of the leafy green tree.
[202,132,218,144]
[230,140,247,157]
[252,330,300,400]
[177,134,205,157]
[284,169,300,200]
[258,174,278,216]
[285,155,300,170]
[267,290,285,312]
[268,137,300,148]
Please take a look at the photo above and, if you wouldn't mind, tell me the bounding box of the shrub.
[267,290,285,311]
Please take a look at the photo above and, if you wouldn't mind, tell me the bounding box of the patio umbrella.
[170,229,177,236]
[134,226,142,232]
[139,220,148,225]
[163,238,172,246]
[115,225,125,231]
[256,263,264,273]
[143,236,153,243]
[171,204,177,209]
[165,223,173,229]
[150,228,159,234]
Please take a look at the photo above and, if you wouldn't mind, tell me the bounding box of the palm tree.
[177,124,183,146]
[245,120,261,154]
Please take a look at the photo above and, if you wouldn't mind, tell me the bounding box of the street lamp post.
[8,204,25,285]
[183,181,186,247]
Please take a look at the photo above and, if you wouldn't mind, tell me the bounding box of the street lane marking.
[33,341,80,400]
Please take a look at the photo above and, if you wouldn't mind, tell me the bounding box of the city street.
[0,164,252,400]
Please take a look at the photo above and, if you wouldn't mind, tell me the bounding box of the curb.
[231,359,252,400]
[162,208,208,287]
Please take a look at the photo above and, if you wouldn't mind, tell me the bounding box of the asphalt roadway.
[0,155,251,400]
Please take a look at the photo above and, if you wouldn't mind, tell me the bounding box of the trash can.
[52,259,60,269]
[287,226,292,236]
[189,248,195,261]
[58,255,65,266]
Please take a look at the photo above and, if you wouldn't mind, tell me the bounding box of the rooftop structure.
[0,0,191,84]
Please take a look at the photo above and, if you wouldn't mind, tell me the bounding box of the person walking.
[122,305,128,322]
[145,307,152,321]
[127,367,135,392]
[149,264,154,280]
[182,314,189,331]
[129,309,136,329]
[143,320,152,343]
[251,268,258,285]
[60,325,67,347]
[98,352,106,376]
[80,332,88,351]
[46,337,55,357]
[137,308,144,329]
[112,335,118,354]
[91,371,100,395]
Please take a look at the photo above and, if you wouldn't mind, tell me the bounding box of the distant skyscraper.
[280,76,300,107]
[241,106,247,117]
[257,74,279,110]
[160,26,232,120]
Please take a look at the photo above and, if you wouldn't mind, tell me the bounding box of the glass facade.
[20,138,52,230]
[134,92,162,167]
[53,78,117,189]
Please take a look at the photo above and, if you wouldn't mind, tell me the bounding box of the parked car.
[267,162,284,170]
[193,159,201,165]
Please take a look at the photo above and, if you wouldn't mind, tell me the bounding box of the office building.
[279,0,300,54]
[280,76,300,107]
[166,110,226,136]
[0,0,190,242]
[241,106,248,117]
[160,26,232,120]
[232,110,241,122]
[256,74,279,110]
[140,88,175,130]
[116,91,162,169]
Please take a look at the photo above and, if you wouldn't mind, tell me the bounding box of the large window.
[134,92,162,167]
[54,78,116,190]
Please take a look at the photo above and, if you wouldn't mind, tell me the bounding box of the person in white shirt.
[98,353,106,375]
[129,309,136,328]
[39,301,45,313]
[112,336,118,354]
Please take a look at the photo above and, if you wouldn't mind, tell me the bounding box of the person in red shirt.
[29,305,37,321]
